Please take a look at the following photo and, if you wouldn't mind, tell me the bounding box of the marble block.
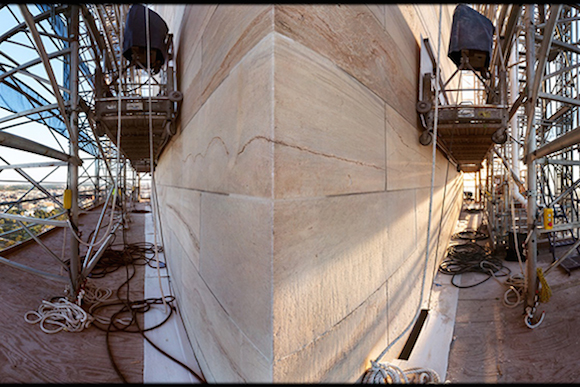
[273,192,388,357]
[273,283,388,383]
[200,192,273,360]
[179,246,272,383]
[274,33,385,198]
[180,34,274,197]
[158,186,201,269]
[386,104,438,191]
[275,5,417,120]
[386,249,425,356]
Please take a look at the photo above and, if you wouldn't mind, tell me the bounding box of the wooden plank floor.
[0,203,150,383]
[446,206,580,383]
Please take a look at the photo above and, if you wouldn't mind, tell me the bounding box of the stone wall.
[154,4,462,383]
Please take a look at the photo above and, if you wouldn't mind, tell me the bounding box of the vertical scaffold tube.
[524,4,537,310]
[68,5,81,297]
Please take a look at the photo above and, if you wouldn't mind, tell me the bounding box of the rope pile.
[83,281,114,304]
[438,238,510,288]
[451,230,488,241]
[363,361,440,384]
[24,298,94,334]
[24,280,112,334]
[22,241,205,383]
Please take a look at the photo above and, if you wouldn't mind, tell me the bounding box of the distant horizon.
[0,182,89,188]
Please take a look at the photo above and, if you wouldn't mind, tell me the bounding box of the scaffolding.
[416,4,580,326]
[3,3,580,331]
[474,4,580,323]
[0,4,176,300]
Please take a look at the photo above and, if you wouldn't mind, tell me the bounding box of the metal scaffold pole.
[524,4,538,310]
[0,4,138,298]
[68,5,81,296]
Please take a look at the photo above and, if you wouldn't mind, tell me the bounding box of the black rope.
[438,240,510,288]
[86,239,206,384]
[88,241,165,279]
[451,229,488,241]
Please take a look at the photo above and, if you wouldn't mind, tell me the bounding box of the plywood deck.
[9,196,579,383]
[0,201,199,383]
[446,206,580,383]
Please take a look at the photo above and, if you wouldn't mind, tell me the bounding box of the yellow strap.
[63,189,72,210]
[537,267,552,303]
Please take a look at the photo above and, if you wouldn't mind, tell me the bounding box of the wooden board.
[446,210,580,383]
[0,205,148,383]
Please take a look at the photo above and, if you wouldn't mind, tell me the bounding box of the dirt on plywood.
[0,203,150,383]
[445,209,580,383]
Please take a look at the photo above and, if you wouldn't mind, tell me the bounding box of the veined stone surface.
[179,34,274,197]
[273,33,385,198]
[200,192,273,361]
[155,4,463,383]
[273,192,389,357]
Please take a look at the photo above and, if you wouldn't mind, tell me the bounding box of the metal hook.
[524,308,545,329]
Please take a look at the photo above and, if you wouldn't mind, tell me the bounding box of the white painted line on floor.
[391,271,460,382]
[143,210,201,383]
[390,214,468,382]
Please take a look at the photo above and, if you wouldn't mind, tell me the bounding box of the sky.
[0,5,96,186]
[0,107,76,184]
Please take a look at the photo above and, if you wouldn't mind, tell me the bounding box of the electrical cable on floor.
[85,236,206,383]
[76,6,205,382]
[87,241,162,278]
[438,240,510,288]
[22,8,204,383]
[24,216,205,382]
[452,230,488,241]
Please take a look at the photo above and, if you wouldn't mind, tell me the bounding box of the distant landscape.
[0,183,66,191]
[0,183,94,250]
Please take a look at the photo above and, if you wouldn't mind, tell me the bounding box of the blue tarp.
[0,76,97,156]
[0,5,97,156]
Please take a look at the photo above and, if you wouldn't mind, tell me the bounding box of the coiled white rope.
[24,280,114,334]
[77,281,133,327]
[363,361,440,384]
[83,281,113,304]
[82,281,132,326]
[498,182,528,309]
[24,298,94,334]
[503,273,525,308]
